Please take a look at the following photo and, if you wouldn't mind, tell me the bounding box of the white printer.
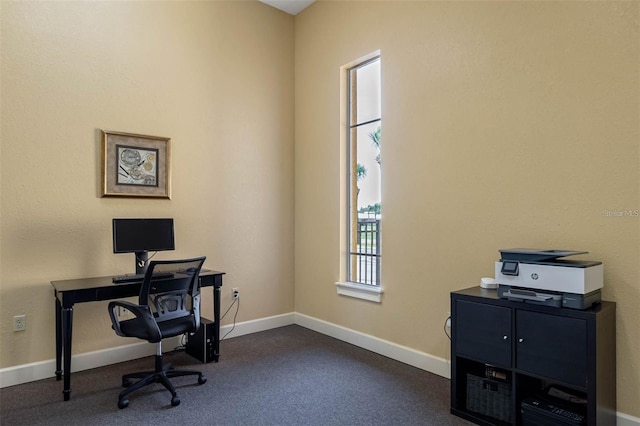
[495,249,602,309]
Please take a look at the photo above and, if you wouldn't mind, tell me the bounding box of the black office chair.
[108,256,207,409]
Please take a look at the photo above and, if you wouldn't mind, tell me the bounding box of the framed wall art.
[101,130,171,199]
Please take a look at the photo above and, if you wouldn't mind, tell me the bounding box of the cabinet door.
[516,310,587,387]
[456,300,511,367]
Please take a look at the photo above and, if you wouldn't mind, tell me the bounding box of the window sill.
[335,281,383,303]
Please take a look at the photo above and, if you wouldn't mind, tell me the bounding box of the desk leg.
[213,285,220,362]
[55,298,62,381]
[62,307,73,401]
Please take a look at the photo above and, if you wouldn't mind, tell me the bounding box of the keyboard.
[112,272,174,284]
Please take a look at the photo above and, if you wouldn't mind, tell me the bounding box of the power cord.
[174,334,188,352]
[136,251,158,266]
[444,316,451,340]
[221,296,240,341]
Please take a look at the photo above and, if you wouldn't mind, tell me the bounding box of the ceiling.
[259,0,315,15]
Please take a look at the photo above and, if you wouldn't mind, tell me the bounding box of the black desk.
[50,269,224,401]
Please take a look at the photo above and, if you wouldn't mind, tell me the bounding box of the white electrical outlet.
[232,288,239,299]
[13,314,26,332]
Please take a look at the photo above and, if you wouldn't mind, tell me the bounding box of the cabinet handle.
[503,335,508,340]
[518,338,524,343]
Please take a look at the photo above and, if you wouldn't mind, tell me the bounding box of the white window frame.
[336,52,383,303]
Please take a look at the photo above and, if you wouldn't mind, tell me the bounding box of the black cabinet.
[450,287,616,426]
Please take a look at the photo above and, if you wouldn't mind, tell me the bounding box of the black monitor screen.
[112,218,175,254]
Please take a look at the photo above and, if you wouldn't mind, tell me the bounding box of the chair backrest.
[139,256,206,331]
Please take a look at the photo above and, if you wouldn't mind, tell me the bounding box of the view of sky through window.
[355,60,381,212]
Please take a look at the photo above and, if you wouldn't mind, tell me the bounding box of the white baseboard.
[1,311,638,426]
[293,312,451,379]
[619,412,640,426]
[0,336,181,389]
[0,313,294,390]
[219,312,295,340]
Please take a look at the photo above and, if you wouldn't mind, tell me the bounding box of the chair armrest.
[107,300,160,341]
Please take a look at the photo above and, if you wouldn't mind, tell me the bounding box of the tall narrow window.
[347,56,381,287]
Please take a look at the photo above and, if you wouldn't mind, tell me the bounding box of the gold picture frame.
[101,130,171,199]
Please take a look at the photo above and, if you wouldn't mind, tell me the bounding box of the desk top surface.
[51,269,224,292]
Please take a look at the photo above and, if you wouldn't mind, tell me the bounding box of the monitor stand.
[135,252,149,275]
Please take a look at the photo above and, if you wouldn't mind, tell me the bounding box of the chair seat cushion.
[119,315,196,342]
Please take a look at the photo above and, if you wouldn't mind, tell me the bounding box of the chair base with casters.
[117,341,207,409]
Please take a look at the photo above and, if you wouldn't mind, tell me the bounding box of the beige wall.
[294,0,639,418]
[0,1,294,365]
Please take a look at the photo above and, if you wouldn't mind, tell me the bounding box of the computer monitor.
[112,218,175,275]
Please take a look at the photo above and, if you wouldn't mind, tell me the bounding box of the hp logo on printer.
[531,273,539,280]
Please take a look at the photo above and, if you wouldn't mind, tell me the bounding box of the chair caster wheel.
[118,399,129,409]
[198,375,207,385]
[171,396,180,407]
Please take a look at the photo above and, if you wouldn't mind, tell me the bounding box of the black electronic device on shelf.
[521,397,586,426]
[494,249,603,310]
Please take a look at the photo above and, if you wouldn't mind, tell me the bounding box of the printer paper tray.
[497,285,601,310]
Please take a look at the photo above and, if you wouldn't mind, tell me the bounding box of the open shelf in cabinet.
[452,357,513,425]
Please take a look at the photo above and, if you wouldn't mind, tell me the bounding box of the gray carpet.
[0,325,472,425]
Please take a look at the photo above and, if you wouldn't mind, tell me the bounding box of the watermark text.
[601,209,639,217]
